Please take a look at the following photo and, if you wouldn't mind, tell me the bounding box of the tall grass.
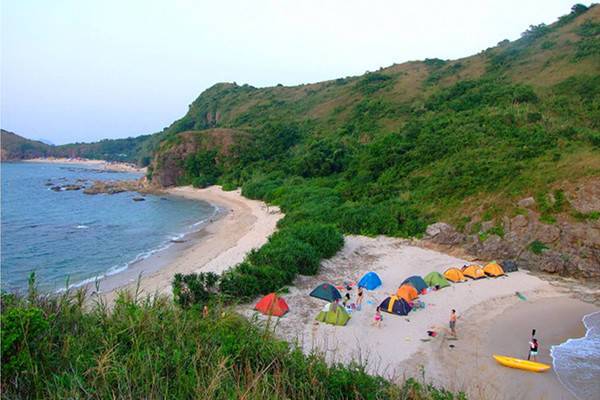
[1,280,465,399]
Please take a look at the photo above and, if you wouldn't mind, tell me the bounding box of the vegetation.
[1,279,465,399]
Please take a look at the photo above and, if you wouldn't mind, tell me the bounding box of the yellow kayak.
[492,355,551,372]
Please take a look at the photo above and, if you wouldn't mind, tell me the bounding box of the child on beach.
[528,338,539,361]
[372,307,382,328]
[356,287,364,310]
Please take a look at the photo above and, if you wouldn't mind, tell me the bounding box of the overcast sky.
[1,0,592,144]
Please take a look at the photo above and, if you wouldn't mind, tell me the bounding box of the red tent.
[254,293,289,317]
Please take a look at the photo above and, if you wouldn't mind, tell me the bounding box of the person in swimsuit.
[529,338,539,361]
[449,309,457,337]
[372,307,382,328]
[356,287,364,310]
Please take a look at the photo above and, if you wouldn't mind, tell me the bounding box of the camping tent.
[484,262,505,277]
[462,265,486,279]
[358,271,382,290]
[401,275,428,293]
[424,271,450,288]
[310,283,342,302]
[396,284,418,302]
[315,304,350,326]
[444,268,465,282]
[254,293,289,317]
[500,260,518,273]
[379,296,412,316]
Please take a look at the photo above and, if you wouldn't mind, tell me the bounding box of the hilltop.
[148,4,600,278]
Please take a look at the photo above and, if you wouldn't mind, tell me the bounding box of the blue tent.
[358,272,382,290]
[401,275,428,293]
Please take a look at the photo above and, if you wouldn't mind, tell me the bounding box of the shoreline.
[21,157,147,173]
[94,186,283,305]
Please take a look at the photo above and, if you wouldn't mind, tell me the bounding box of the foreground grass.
[1,284,465,400]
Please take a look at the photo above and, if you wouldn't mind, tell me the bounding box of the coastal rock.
[132,197,146,201]
[535,223,560,244]
[83,180,148,195]
[62,184,82,191]
[517,197,535,208]
[50,186,62,191]
[510,214,528,229]
[425,223,465,245]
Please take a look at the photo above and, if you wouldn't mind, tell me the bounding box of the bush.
[249,233,320,276]
[285,222,344,259]
[529,240,549,254]
[172,272,219,308]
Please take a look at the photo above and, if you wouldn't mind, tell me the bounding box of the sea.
[1,162,216,293]
[551,311,600,400]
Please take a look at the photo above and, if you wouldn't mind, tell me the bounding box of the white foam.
[551,311,600,400]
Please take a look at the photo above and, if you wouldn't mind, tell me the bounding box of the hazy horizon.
[1,0,593,145]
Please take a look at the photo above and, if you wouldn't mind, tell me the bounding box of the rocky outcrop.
[83,178,152,195]
[150,128,245,187]
[425,178,600,279]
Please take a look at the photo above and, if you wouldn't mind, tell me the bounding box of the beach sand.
[240,235,600,399]
[23,157,146,173]
[96,186,282,304]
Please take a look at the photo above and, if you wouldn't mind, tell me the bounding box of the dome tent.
[500,260,518,273]
[358,271,382,290]
[444,268,465,282]
[254,293,289,317]
[315,304,350,326]
[396,284,418,302]
[401,275,428,293]
[484,262,505,277]
[309,283,342,302]
[462,265,486,280]
[379,296,412,316]
[424,271,450,288]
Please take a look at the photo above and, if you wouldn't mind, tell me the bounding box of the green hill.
[0,129,161,165]
[150,5,599,225]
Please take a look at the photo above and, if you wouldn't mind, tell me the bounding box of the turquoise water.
[1,162,215,293]
[551,311,600,400]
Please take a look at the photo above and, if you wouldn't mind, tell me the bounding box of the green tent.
[424,271,450,288]
[315,304,350,326]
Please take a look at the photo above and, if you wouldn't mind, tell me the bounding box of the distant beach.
[23,157,147,173]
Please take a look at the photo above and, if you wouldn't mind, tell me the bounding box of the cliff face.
[151,128,245,187]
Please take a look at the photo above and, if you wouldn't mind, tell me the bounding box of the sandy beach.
[240,235,600,399]
[23,157,146,173]
[96,186,282,304]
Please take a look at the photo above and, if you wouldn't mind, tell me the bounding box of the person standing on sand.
[356,287,364,310]
[449,309,458,337]
[529,338,539,361]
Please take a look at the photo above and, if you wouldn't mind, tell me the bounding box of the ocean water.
[1,162,215,293]
[551,311,600,400]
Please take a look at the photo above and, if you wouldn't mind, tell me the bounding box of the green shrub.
[249,233,320,276]
[529,240,549,254]
[172,272,219,308]
[285,222,344,259]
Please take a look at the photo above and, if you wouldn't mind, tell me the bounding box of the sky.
[1,0,593,145]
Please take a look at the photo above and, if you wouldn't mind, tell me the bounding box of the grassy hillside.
[152,4,599,227]
[0,130,53,160]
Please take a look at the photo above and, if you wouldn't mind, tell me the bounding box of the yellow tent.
[462,265,486,279]
[444,267,465,282]
[484,262,505,277]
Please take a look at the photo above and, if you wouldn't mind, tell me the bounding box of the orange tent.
[484,262,505,277]
[254,293,289,317]
[462,265,486,280]
[444,267,465,282]
[396,284,418,302]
